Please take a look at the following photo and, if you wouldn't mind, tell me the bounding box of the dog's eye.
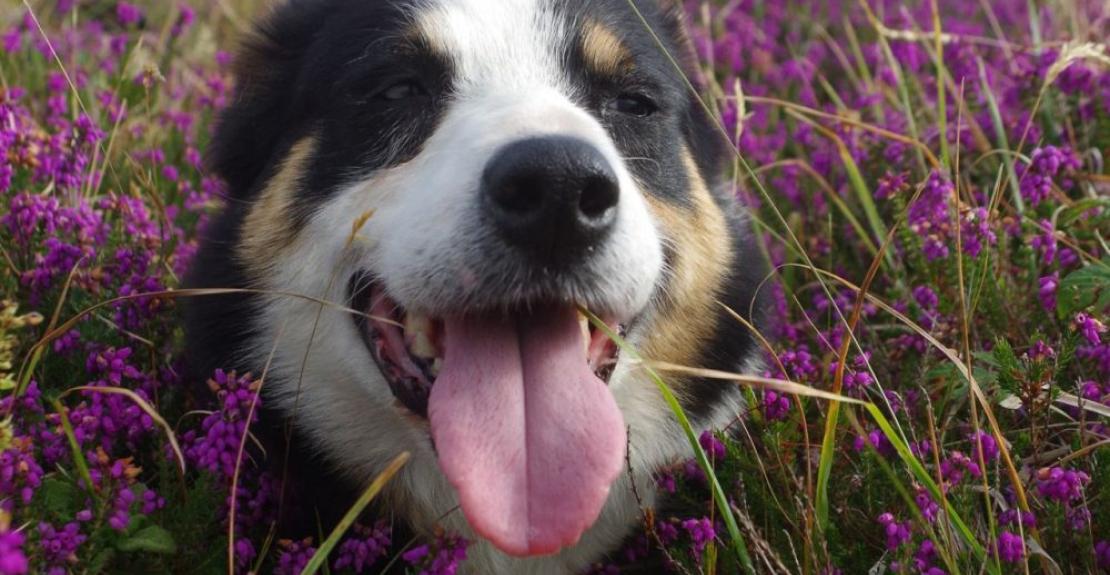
[608,93,657,117]
[377,79,428,102]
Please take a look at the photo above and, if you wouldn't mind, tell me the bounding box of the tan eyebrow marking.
[581,19,633,76]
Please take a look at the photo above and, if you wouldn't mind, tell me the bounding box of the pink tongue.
[428,306,626,557]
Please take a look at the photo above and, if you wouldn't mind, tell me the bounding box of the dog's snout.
[482,136,619,261]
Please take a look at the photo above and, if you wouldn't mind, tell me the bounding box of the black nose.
[482,136,620,263]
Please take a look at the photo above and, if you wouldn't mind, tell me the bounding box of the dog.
[185,0,765,572]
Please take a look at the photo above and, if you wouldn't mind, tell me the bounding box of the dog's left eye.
[377,79,428,102]
[608,93,658,118]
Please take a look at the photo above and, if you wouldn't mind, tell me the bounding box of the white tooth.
[430,358,443,377]
[410,332,437,359]
[404,314,433,337]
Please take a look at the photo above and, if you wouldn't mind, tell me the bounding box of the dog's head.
[192,0,762,559]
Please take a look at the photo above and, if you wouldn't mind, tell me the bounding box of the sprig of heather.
[403,532,470,575]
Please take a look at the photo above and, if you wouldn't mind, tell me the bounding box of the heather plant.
[0,1,1108,574]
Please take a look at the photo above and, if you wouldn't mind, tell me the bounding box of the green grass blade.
[813,400,838,534]
[784,111,893,271]
[977,58,1024,214]
[838,144,893,269]
[847,412,960,573]
[862,405,994,571]
[51,398,96,498]
[300,452,411,575]
[930,0,951,169]
[582,309,756,574]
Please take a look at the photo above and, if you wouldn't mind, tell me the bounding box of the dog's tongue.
[428,306,626,557]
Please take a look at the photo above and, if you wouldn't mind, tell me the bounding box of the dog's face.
[193,0,762,564]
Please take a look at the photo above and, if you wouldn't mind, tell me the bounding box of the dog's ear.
[206,0,329,196]
[644,1,730,184]
[652,0,700,71]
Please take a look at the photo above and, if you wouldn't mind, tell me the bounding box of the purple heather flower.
[1078,342,1110,377]
[876,513,911,550]
[655,471,676,494]
[969,430,999,462]
[995,531,1024,563]
[107,486,135,531]
[915,487,940,522]
[1095,540,1110,570]
[172,6,197,36]
[0,524,27,575]
[1018,146,1081,206]
[86,346,143,385]
[404,533,468,575]
[854,428,895,458]
[52,329,81,355]
[1075,314,1105,346]
[682,459,706,483]
[875,171,909,200]
[998,508,1037,529]
[1080,380,1107,403]
[762,390,791,421]
[655,520,679,545]
[1058,248,1079,268]
[275,538,316,575]
[681,517,716,555]
[116,2,142,26]
[1036,466,1090,503]
[1065,506,1091,530]
[910,439,932,459]
[960,208,996,257]
[0,439,44,509]
[402,545,429,564]
[830,353,873,394]
[1027,340,1055,362]
[913,539,941,573]
[913,285,940,311]
[1038,273,1059,311]
[778,347,818,382]
[234,538,256,570]
[37,522,86,572]
[698,430,726,462]
[333,521,391,573]
[941,451,981,486]
[1030,219,1058,265]
[619,534,650,564]
[908,171,955,261]
[185,370,262,479]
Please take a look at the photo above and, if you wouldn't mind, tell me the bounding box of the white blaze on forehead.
[415,0,571,93]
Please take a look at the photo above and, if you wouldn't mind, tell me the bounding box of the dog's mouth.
[347,272,629,557]
[348,274,623,419]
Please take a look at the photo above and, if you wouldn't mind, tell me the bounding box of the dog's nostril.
[578,176,619,220]
[490,176,545,215]
[481,136,620,264]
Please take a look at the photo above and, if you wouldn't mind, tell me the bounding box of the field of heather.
[0,1,1108,574]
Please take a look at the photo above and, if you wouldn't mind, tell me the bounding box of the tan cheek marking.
[641,150,734,377]
[582,20,632,77]
[236,136,317,277]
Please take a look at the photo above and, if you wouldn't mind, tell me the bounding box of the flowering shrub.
[0,0,1107,573]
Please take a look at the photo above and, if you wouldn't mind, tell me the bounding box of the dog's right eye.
[376,79,428,102]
